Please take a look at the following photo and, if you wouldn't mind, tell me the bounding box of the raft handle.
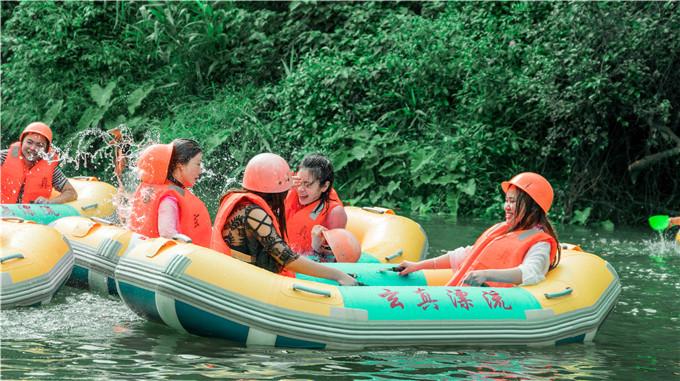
[1,253,25,263]
[91,217,113,225]
[0,217,26,223]
[172,234,193,243]
[81,203,98,211]
[292,284,332,298]
[544,287,573,299]
[384,249,403,261]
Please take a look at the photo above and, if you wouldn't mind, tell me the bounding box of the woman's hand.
[337,272,359,286]
[311,225,331,254]
[463,270,489,286]
[291,174,301,188]
[397,261,421,276]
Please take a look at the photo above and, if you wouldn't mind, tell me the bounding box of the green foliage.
[570,207,592,226]
[599,220,615,232]
[1,1,678,224]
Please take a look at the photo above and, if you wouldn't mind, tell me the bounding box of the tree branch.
[628,146,680,173]
[628,119,680,176]
[656,124,680,146]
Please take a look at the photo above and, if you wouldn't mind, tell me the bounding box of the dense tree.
[1,1,678,224]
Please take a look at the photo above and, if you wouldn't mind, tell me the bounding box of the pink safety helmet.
[322,228,361,263]
[242,153,292,193]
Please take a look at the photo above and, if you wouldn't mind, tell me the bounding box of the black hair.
[299,154,334,208]
[167,138,201,187]
[509,188,561,270]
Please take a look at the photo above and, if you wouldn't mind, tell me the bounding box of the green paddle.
[648,215,670,232]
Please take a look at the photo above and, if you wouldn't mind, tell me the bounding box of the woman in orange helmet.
[399,172,561,287]
[210,153,358,285]
[128,139,211,247]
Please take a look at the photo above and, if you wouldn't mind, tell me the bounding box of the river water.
[2,217,678,380]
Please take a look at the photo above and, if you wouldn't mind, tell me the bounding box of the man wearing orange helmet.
[0,122,77,204]
[398,172,561,287]
[210,152,358,285]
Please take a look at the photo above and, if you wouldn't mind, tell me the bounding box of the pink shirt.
[157,195,180,238]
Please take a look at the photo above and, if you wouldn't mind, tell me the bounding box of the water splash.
[49,125,249,217]
[48,125,162,221]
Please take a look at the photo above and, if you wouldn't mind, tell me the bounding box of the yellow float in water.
[50,216,144,296]
[0,218,73,308]
[115,240,620,349]
[54,176,118,219]
[345,206,427,263]
[1,177,118,224]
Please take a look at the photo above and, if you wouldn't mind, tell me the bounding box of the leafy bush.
[2,1,678,223]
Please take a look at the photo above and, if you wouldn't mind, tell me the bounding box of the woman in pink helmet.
[210,153,358,285]
[398,172,561,288]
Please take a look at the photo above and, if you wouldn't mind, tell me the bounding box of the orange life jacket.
[284,187,343,254]
[1,142,58,204]
[128,182,212,248]
[210,192,282,255]
[447,222,557,288]
[210,192,296,277]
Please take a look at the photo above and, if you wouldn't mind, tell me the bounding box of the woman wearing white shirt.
[399,172,561,287]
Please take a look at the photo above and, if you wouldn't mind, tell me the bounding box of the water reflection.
[2,218,679,380]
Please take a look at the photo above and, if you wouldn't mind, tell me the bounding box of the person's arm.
[285,256,358,285]
[464,268,523,286]
[157,196,180,239]
[245,206,357,286]
[398,246,470,276]
[325,205,347,229]
[464,241,550,286]
[34,166,77,204]
[35,181,77,204]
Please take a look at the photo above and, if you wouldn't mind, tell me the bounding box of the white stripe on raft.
[88,271,109,295]
[156,293,188,333]
[246,328,277,347]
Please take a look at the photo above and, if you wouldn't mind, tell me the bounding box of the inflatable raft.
[0,176,117,224]
[50,216,144,296]
[0,218,74,308]
[115,240,620,349]
[345,206,428,263]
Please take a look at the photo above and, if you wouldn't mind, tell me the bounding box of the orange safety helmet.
[20,122,53,148]
[322,228,361,263]
[501,172,554,213]
[136,144,173,184]
[242,153,292,193]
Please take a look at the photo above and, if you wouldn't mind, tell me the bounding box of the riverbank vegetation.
[2,1,678,224]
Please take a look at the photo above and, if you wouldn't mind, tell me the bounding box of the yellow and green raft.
[50,216,145,296]
[0,177,117,225]
[0,218,74,308]
[115,236,620,348]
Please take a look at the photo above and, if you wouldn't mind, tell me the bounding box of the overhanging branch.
[628,146,680,173]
